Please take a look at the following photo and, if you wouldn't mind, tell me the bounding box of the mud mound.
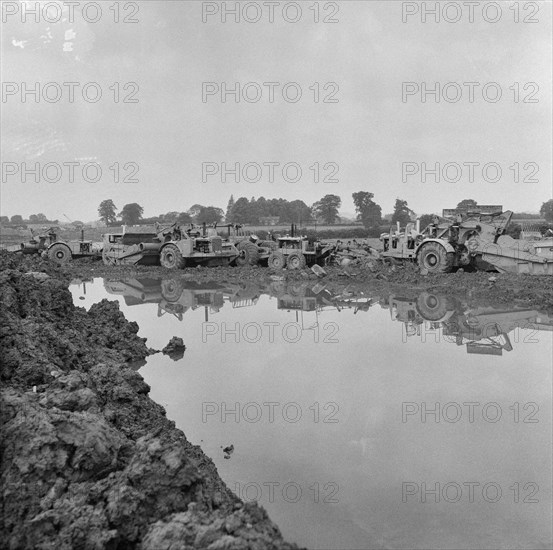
[0,256,298,549]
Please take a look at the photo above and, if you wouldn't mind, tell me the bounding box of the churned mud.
[0,252,298,550]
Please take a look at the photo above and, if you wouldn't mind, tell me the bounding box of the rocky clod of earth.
[162,336,186,361]
[0,255,299,549]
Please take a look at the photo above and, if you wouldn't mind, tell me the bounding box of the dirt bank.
[0,253,299,549]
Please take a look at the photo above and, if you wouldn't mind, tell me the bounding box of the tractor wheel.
[160,244,185,269]
[161,278,184,302]
[235,241,260,266]
[48,243,72,263]
[258,240,278,251]
[416,292,451,321]
[287,252,307,270]
[268,251,286,270]
[417,242,454,274]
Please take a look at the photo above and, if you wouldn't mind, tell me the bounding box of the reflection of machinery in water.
[384,292,553,355]
[103,277,378,323]
[103,278,263,321]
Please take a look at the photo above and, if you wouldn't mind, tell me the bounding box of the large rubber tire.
[287,252,307,270]
[235,241,260,266]
[268,251,286,270]
[258,240,278,251]
[416,292,451,321]
[417,242,454,274]
[160,244,185,269]
[48,243,72,263]
[161,278,184,302]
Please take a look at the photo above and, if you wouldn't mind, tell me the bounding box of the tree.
[119,203,144,225]
[176,212,193,224]
[225,195,235,222]
[0,216,8,224]
[28,213,48,223]
[188,204,203,218]
[196,206,224,224]
[229,197,254,224]
[313,194,341,224]
[161,211,180,222]
[10,215,23,224]
[456,199,478,212]
[391,199,412,226]
[540,199,553,223]
[98,199,118,225]
[419,214,437,230]
[352,192,382,231]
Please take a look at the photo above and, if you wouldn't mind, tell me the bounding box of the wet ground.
[69,274,553,550]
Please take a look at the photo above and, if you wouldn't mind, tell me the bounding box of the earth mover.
[102,222,239,268]
[19,226,101,263]
[264,225,335,270]
[380,210,553,275]
[215,223,277,266]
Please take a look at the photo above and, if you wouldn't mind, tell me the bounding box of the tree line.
[6,196,552,231]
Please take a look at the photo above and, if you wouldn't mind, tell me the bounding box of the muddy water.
[70,277,553,550]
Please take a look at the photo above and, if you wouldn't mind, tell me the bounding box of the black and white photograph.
[1,1,552,549]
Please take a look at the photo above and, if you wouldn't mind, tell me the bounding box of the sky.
[1,0,551,222]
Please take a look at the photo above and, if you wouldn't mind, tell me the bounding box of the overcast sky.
[1,0,551,221]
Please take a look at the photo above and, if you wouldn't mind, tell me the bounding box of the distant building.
[442,205,503,217]
[259,216,280,226]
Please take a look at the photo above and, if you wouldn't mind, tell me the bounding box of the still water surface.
[70,276,552,550]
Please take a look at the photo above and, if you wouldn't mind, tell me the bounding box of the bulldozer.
[19,226,102,263]
[380,210,553,275]
[102,222,240,268]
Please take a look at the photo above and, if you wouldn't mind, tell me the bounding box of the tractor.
[263,225,335,270]
[102,223,239,269]
[214,223,277,266]
[380,210,553,275]
[19,226,102,263]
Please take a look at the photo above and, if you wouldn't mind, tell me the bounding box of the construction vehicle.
[102,222,240,268]
[384,292,553,355]
[19,226,102,262]
[380,210,553,275]
[215,223,277,266]
[264,225,335,270]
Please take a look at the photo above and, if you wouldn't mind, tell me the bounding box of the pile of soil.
[0,253,298,549]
